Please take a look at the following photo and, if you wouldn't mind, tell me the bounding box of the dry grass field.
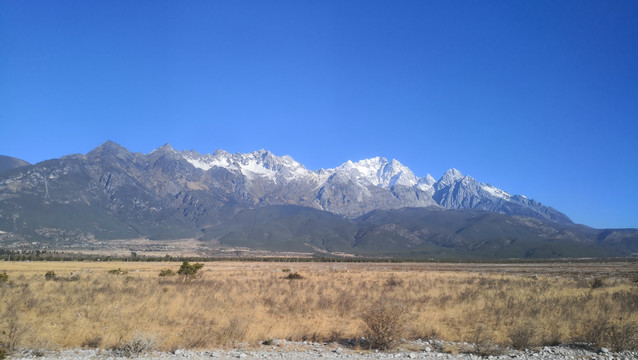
[0,261,636,353]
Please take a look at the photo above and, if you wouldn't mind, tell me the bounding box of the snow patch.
[184,157,213,171]
[481,184,511,200]
[240,159,277,181]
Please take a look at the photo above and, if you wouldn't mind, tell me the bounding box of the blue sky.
[1,1,637,228]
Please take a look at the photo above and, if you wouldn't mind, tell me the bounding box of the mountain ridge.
[0,155,30,174]
[1,141,634,259]
[87,141,568,223]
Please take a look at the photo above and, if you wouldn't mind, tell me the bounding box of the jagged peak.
[152,143,176,153]
[97,140,126,150]
[334,156,417,188]
[338,156,388,170]
[438,168,464,185]
[88,140,131,157]
[418,174,436,186]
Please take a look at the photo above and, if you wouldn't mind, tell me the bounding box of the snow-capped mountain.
[158,144,568,223]
[335,157,420,188]
[0,141,570,224]
[3,141,637,259]
[432,169,571,224]
[181,148,317,184]
[179,149,422,190]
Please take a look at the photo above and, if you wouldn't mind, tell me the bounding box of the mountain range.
[0,141,636,259]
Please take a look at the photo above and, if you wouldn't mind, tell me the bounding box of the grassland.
[0,261,636,353]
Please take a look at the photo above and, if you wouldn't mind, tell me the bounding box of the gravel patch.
[9,340,638,360]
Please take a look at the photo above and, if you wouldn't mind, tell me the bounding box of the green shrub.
[159,269,175,277]
[262,338,274,346]
[108,268,128,275]
[177,261,203,280]
[45,270,56,280]
[0,272,8,283]
[0,346,6,359]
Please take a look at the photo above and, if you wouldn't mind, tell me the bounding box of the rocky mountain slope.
[0,155,30,173]
[0,141,635,258]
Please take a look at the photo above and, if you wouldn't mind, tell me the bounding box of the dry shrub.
[81,335,103,349]
[540,326,563,347]
[584,318,638,351]
[508,321,537,350]
[177,321,216,349]
[471,324,502,356]
[582,317,610,347]
[361,299,407,350]
[214,317,249,345]
[284,272,303,280]
[384,274,403,288]
[606,321,638,351]
[1,309,29,351]
[591,278,605,289]
[110,334,156,357]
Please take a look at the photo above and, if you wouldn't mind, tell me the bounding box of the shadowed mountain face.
[0,141,635,258]
[0,155,30,174]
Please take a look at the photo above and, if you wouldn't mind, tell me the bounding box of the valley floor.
[1,261,637,358]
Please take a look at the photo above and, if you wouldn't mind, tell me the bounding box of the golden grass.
[0,261,636,351]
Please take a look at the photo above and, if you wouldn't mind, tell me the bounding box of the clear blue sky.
[1,1,637,228]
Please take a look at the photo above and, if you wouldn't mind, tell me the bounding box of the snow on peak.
[335,157,417,188]
[177,148,314,183]
[416,174,436,192]
[438,168,464,186]
[480,183,512,200]
[154,145,518,203]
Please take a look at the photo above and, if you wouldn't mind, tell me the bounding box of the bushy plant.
[591,278,605,289]
[159,269,175,277]
[110,335,155,357]
[508,322,537,350]
[471,324,502,356]
[0,272,8,283]
[361,299,407,350]
[44,270,56,280]
[384,274,403,287]
[284,272,303,280]
[81,335,103,349]
[177,261,203,280]
[584,318,638,351]
[606,321,638,352]
[108,268,128,275]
